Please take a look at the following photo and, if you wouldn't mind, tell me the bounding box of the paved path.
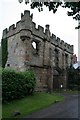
[23,93,80,119]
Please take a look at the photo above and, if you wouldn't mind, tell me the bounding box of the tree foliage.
[18,0,80,29]
[67,67,80,90]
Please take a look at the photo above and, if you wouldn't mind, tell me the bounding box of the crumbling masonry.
[2,10,74,91]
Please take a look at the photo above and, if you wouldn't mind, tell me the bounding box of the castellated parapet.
[2,10,74,91]
[2,10,73,54]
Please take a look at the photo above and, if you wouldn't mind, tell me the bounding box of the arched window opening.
[32,41,37,50]
[31,41,39,55]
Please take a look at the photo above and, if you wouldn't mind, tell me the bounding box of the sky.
[0,0,78,60]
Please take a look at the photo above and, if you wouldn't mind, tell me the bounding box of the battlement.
[32,22,44,38]
[21,10,31,20]
[50,34,73,53]
[2,20,22,39]
[2,10,73,54]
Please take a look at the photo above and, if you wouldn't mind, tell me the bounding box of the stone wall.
[2,10,74,91]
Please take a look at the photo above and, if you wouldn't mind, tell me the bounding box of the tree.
[67,67,80,90]
[18,0,80,29]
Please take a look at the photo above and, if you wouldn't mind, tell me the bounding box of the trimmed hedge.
[2,69,36,103]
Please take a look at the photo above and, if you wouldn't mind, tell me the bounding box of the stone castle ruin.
[2,10,74,91]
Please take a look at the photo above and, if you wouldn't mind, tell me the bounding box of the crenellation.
[21,10,30,19]
[64,43,67,49]
[45,24,50,30]
[32,22,45,38]
[21,10,32,31]
[9,24,15,31]
[51,34,57,46]
[66,43,69,48]
[21,13,24,18]
[32,24,39,36]
[30,13,33,20]
[62,42,73,53]
[51,34,56,40]
[38,25,44,33]
[16,21,22,31]
[60,40,64,44]
[45,24,50,35]
[66,44,69,52]
[56,37,60,47]
[64,42,67,46]
[32,22,36,30]
[68,44,70,49]
[60,40,64,48]
[21,10,32,23]
[16,21,21,28]
[57,37,60,42]
[7,21,21,38]
[2,28,8,39]
[2,21,22,39]
[70,45,74,53]
[64,42,68,51]
[68,45,72,52]
[24,10,30,16]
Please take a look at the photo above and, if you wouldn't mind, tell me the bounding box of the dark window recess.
[55,49,59,67]
[7,64,10,67]
[65,54,68,67]
[62,54,64,67]
[25,51,27,54]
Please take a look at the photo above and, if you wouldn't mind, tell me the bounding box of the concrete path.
[23,93,80,119]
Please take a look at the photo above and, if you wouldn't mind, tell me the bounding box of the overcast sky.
[0,0,78,60]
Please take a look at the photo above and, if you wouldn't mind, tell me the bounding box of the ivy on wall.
[0,46,2,66]
[1,38,8,68]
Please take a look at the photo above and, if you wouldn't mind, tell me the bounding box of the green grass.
[2,92,64,118]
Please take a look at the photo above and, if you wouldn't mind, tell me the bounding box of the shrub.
[2,69,36,103]
[67,67,80,91]
[68,84,80,91]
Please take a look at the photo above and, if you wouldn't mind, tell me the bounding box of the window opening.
[32,41,37,49]
[32,41,39,55]
[7,64,10,67]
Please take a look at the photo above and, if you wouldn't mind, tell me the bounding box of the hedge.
[67,67,80,88]
[2,69,36,103]
[68,84,80,91]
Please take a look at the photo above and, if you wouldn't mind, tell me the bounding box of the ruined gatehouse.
[2,10,74,91]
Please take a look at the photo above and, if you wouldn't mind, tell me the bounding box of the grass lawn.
[2,92,64,118]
